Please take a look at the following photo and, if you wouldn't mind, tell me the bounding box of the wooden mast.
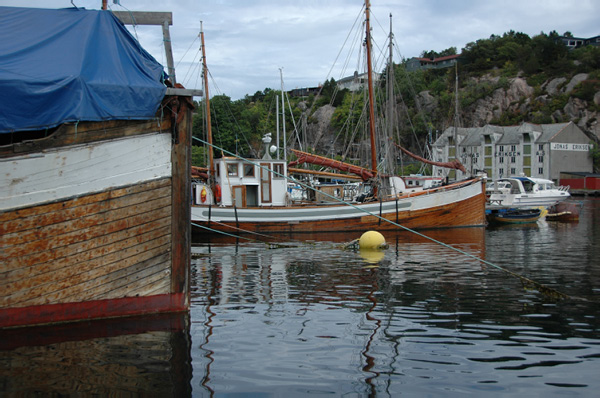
[200,22,215,177]
[365,0,377,178]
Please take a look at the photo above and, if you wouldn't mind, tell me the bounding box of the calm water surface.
[1,198,599,397]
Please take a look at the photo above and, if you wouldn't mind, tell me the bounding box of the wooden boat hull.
[546,201,582,222]
[1,113,192,328]
[191,178,486,234]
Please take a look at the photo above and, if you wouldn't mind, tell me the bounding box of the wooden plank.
[3,216,171,271]
[94,255,173,300]
[111,11,172,26]
[0,178,170,224]
[0,293,187,329]
[4,236,172,307]
[170,99,191,298]
[0,119,173,159]
[1,194,171,252]
[1,184,171,235]
[1,223,172,290]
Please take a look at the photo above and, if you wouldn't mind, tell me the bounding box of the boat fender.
[200,187,207,203]
[214,184,222,203]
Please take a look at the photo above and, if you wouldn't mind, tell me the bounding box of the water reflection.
[189,202,600,396]
[1,200,598,396]
[0,313,192,396]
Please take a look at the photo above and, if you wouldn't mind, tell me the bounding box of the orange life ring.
[214,184,222,202]
[200,187,207,203]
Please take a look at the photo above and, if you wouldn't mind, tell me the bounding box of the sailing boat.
[191,1,486,235]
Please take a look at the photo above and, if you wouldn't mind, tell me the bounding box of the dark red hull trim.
[0,293,187,329]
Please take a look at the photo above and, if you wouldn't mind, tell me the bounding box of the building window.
[499,157,504,164]
[511,168,516,175]
[499,168,504,176]
[510,145,516,152]
[538,168,544,174]
[511,156,516,163]
[538,155,544,162]
[538,144,544,151]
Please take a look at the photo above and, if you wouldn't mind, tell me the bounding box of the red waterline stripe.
[0,293,187,328]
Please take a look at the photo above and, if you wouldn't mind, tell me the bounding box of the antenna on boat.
[200,21,215,179]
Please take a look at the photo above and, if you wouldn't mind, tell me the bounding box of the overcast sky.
[2,0,599,100]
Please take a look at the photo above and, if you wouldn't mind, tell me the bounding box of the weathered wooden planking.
[1,195,171,259]
[2,216,171,272]
[0,184,171,236]
[0,119,174,158]
[169,102,191,300]
[0,178,170,224]
[0,323,187,395]
[0,133,173,212]
[4,236,172,307]
[1,224,172,292]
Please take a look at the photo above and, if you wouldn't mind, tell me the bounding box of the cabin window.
[243,164,255,177]
[227,163,239,177]
[272,163,284,179]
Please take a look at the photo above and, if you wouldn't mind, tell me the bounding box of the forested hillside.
[192,30,600,171]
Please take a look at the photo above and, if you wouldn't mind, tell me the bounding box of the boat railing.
[559,185,570,192]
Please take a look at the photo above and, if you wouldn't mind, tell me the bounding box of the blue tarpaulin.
[0,6,167,133]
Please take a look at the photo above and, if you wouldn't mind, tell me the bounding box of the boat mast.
[365,0,377,178]
[200,22,215,177]
[386,13,395,175]
[280,68,287,162]
[453,62,459,171]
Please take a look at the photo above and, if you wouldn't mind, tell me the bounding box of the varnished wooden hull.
[192,178,486,234]
[1,106,191,328]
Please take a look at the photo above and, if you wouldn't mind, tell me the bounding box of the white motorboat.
[487,176,570,208]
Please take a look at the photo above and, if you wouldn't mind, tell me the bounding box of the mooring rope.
[192,137,585,301]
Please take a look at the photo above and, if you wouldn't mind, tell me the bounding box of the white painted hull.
[1,133,172,211]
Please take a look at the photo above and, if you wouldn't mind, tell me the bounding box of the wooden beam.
[111,11,172,26]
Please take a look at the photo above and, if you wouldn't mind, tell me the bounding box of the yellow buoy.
[358,230,387,250]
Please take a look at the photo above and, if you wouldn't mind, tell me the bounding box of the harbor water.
[1,198,599,397]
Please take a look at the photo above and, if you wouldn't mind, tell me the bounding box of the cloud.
[1,0,599,99]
